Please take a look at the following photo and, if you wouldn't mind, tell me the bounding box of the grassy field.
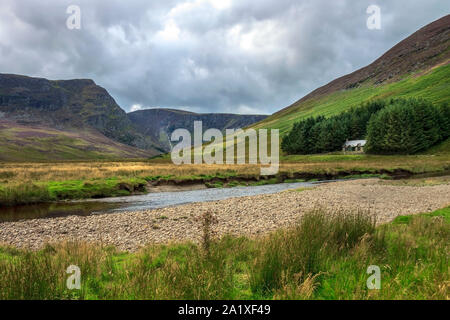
[0,207,448,300]
[252,63,450,135]
[0,141,449,206]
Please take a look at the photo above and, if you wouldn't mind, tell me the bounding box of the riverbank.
[1,206,448,300]
[1,152,449,205]
[1,178,449,251]
[0,181,316,222]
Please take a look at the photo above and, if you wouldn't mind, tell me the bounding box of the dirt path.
[1,179,449,251]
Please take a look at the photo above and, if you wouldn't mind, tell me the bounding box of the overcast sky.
[0,1,447,114]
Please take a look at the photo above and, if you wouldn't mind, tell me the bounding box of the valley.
[0,12,449,301]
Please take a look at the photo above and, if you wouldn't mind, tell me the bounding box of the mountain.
[0,74,163,160]
[1,15,447,161]
[128,108,267,152]
[252,14,450,134]
[0,74,267,160]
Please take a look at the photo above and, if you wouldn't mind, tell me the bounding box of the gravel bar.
[1,179,449,251]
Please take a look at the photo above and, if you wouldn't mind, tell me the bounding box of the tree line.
[281,98,449,155]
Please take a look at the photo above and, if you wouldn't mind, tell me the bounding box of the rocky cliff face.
[0,74,159,152]
[128,108,268,152]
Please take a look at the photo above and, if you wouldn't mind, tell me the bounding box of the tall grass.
[0,184,53,205]
[250,209,376,295]
[0,242,113,299]
[0,207,448,300]
[1,152,449,206]
[0,178,147,206]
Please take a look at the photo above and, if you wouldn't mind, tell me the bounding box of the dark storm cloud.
[0,0,447,114]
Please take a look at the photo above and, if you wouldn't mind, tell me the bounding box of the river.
[0,181,318,222]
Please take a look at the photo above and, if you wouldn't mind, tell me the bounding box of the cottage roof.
[343,140,367,147]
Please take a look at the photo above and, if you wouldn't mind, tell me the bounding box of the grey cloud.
[0,0,447,114]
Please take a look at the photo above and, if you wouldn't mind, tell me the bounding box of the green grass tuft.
[0,207,448,300]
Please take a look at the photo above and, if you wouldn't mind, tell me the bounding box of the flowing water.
[0,181,319,222]
[92,181,317,210]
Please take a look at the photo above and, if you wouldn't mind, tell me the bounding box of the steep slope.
[0,74,161,160]
[252,14,450,134]
[0,120,152,161]
[128,108,267,152]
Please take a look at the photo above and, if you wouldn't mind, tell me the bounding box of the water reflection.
[0,202,123,222]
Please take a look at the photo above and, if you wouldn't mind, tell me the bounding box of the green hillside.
[253,63,450,135]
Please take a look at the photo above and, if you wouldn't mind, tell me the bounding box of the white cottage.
[342,139,366,153]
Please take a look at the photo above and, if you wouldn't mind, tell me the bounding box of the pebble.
[0,179,449,251]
